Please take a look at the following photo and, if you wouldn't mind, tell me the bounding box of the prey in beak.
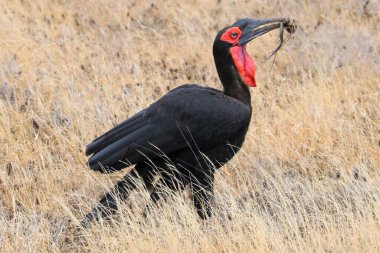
[216,17,298,87]
[237,17,298,58]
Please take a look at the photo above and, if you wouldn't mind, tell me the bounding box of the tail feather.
[88,125,152,171]
[86,111,147,156]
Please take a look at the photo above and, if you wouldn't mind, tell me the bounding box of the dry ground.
[0,0,379,252]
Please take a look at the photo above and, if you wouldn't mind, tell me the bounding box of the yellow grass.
[0,0,379,252]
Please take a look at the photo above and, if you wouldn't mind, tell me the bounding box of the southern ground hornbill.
[83,17,296,225]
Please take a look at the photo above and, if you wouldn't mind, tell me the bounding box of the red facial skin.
[220,27,256,87]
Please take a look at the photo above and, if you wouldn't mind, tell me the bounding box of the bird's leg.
[81,164,154,227]
[191,171,215,219]
[142,173,186,218]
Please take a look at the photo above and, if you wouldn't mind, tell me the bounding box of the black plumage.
[83,17,290,224]
[87,85,251,172]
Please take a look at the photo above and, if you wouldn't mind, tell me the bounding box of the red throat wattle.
[230,45,256,87]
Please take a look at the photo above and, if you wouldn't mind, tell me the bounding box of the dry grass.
[0,0,379,252]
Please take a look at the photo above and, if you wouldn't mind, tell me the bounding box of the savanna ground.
[0,0,379,252]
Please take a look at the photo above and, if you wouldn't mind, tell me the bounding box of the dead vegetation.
[0,0,379,252]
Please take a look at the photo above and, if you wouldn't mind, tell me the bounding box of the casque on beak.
[237,17,293,45]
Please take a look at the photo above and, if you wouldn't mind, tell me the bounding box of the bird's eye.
[231,32,238,38]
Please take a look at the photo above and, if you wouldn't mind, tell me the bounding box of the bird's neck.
[223,74,251,105]
[214,56,252,106]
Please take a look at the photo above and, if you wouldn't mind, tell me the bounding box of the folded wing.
[86,85,251,172]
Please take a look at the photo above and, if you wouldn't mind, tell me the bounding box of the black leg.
[191,171,215,219]
[81,164,154,226]
[143,173,186,217]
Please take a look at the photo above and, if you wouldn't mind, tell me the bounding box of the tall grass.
[0,0,379,252]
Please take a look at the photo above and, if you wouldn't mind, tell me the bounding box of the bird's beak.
[238,18,291,45]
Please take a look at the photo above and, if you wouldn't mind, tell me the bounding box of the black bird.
[84,17,293,224]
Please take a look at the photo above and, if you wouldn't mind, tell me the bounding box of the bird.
[83,17,294,224]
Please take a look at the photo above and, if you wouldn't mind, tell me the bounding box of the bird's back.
[86,84,252,172]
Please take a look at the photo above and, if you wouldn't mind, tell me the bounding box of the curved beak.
[238,18,291,45]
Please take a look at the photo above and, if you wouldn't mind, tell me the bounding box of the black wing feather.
[88,125,153,170]
[86,84,251,172]
[85,110,147,156]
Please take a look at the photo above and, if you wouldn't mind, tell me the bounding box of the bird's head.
[213,17,294,88]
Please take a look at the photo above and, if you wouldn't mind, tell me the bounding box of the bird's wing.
[87,84,251,171]
[85,110,147,156]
